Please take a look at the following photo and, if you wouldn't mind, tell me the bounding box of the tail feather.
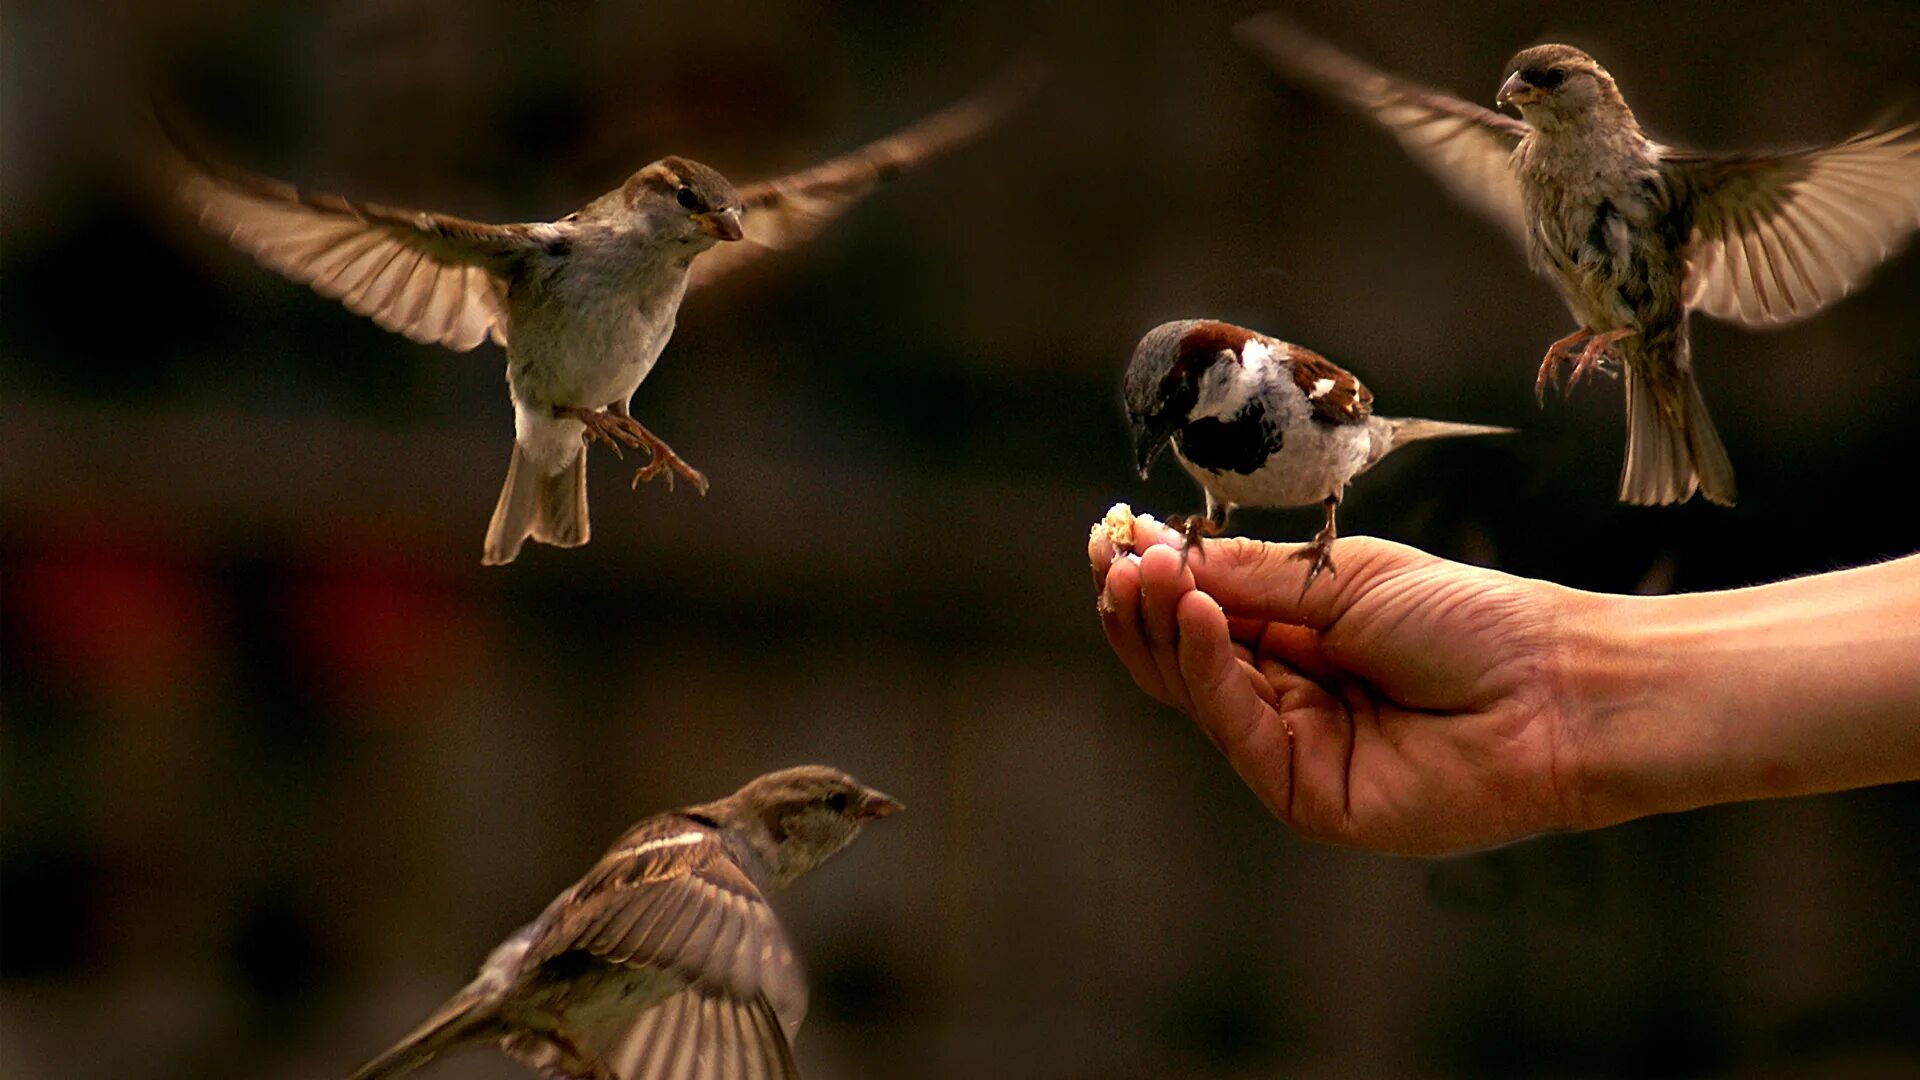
[482,443,590,566]
[1367,417,1515,467]
[1619,366,1736,506]
[347,988,499,1080]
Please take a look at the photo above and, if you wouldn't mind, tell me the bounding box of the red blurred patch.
[9,540,218,695]
[282,558,473,711]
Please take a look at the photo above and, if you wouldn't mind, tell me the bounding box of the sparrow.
[345,765,902,1080]
[1234,13,1920,506]
[161,68,1033,564]
[1125,319,1513,585]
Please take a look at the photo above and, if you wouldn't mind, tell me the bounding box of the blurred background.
[4,0,1919,1077]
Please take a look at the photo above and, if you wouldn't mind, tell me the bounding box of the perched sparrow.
[1235,13,1920,506]
[1125,319,1512,584]
[163,69,1032,564]
[346,765,901,1080]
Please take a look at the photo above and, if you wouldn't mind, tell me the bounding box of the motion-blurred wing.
[1669,124,1920,325]
[1234,13,1530,239]
[163,142,552,351]
[686,63,1041,289]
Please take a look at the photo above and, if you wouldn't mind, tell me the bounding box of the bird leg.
[1166,501,1229,570]
[1535,327,1593,403]
[551,405,710,496]
[1291,495,1340,593]
[1563,327,1635,392]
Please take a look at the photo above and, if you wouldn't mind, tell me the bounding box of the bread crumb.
[1100,502,1137,551]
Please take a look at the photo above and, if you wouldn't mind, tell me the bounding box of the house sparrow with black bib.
[346,765,901,1080]
[1125,319,1512,586]
[162,68,1033,564]
[1235,13,1920,507]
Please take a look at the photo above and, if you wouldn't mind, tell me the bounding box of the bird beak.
[856,790,903,820]
[696,208,745,242]
[1131,414,1177,480]
[1496,72,1535,110]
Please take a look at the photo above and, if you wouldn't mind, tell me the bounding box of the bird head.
[602,156,746,245]
[1125,319,1261,478]
[1496,44,1628,130]
[707,766,901,889]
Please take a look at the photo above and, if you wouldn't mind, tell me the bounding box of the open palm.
[1092,517,1585,855]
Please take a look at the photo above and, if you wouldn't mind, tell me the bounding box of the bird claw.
[1536,327,1633,401]
[1291,532,1337,596]
[554,405,709,497]
[1166,513,1222,571]
[630,450,709,497]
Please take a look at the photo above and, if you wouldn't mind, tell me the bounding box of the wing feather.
[1233,13,1529,239]
[686,63,1040,289]
[1673,124,1920,325]
[161,135,553,349]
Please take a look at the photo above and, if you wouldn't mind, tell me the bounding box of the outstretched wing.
[686,63,1041,289]
[523,819,807,1078]
[1233,13,1529,239]
[1668,124,1920,326]
[161,138,554,351]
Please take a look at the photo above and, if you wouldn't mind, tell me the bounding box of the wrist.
[1548,588,1715,831]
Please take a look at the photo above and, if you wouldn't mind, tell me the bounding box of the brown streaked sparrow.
[345,765,901,1080]
[161,69,1034,564]
[1235,13,1920,507]
[1125,319,1513,585]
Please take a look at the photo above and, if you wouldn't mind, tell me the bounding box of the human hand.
[1091,517,1593,855]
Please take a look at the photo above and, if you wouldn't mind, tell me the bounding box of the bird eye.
[825,792,850,813]
[675,186,704,212]
[1529,66,1566,89]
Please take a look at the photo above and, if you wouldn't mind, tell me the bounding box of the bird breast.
[505,239,692,412]
[1175,406,1372,509]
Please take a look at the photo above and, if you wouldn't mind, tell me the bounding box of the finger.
[1255,654,1354,836]
[1188,534,1433,629]
[1087,518,1119,590]
[1098,554,1178,707]
[1255,622,1344,685]
[1226,615,1267,645]
[1138,544,1197,713]
[1174,589,1294,819]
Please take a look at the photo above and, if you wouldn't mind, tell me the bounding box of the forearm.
[1562,554,1920,829]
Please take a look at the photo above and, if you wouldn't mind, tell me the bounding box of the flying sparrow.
[345,765,901,1080]
[1235,13,1920,507]
[162,69,1033,564]
[1125,319,1513,585]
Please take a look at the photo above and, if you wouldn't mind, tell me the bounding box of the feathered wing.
[686,63,1041,289]
[1668,124,1920,326]
[1233,13,1530,238]
[160,141,554,351]
[518,821,807,1079]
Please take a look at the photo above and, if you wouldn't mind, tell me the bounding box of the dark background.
[4,1,1919,1077]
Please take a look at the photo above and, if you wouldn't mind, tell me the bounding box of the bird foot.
[1165,513,1223,570]
[1536,327,1634,401]
[1564,328,1634,392]
[553,405,710,496]
[1535,327,1593,403]
[630,439,709,497]
[1291,529,1337,595]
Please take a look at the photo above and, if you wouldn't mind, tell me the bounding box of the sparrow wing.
[1233,13,1530,238]
[162,143,553,351]
[529,818,808,1067]
[1667,124,1920,325]
[1286,344,1375,426]
[685,63,1040,290]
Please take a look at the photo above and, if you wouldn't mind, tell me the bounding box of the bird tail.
[482,443,589,566]
[1619,364,1736,506]
[1367,417,1515,467]
[346,986,501,1080]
